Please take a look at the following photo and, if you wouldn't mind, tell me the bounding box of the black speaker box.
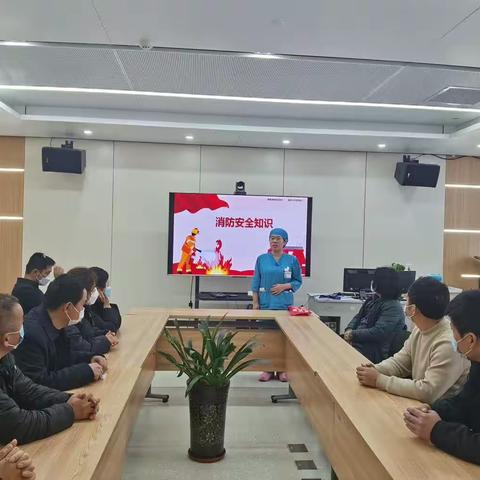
[394,162,439,187]
[42,147,86,174]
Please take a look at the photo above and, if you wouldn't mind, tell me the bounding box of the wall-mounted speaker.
[42,146,86,174]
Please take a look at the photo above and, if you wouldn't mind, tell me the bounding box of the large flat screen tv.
[167,193,312,277]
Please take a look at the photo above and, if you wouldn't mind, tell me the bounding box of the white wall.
[23,139,445,312]
[23,138,113,271]
[111,142,200,309]
[284,150,366,304]
[363,153,445,276]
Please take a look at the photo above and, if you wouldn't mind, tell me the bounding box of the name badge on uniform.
[284,267,292,280]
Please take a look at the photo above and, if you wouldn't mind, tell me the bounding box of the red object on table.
[288,306,312,316]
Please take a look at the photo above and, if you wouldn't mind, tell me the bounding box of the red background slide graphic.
[174,193,229,214]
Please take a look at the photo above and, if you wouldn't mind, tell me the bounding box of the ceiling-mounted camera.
[138,38,153,50]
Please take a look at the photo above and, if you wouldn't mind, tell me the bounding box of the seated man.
[11,253,55,315]
[13,275,107,391]
[66,268,118,356]
[89,267,122,333]
[404,290,480,465]
[0,440,35,479]
[344,267,406,363]
[0,294,99,446]
[356,277,470,403]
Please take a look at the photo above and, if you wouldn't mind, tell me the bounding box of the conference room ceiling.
[1,0,480,153]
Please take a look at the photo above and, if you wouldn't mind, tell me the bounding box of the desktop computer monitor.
[343,268,376,293]
[398,271,416,294]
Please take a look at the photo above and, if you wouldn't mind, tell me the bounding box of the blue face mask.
[451,335,473,358]
[105,287,112,299]
[6,326,24,349]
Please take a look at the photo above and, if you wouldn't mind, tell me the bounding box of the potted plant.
[391,262,406,272]
[159,319,260,463]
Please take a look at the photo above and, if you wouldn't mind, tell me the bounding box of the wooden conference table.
[23,308,480,480]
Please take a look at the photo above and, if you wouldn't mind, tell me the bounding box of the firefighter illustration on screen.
[177,228,201,274]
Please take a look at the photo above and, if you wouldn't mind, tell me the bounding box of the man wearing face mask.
[89,267,122,333]
[356,277,469,403]
[13,275,107,391]
[11,253,55,315]
[66,268,118,356]
[404,290,480,465]
[0,293,100,445]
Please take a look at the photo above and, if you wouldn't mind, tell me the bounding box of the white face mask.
[451,335,474,358]
[5,326,24,350]
[38,276,51,287]
[404,305,415,320]
[66,304,84,326]
[87,288,99,306]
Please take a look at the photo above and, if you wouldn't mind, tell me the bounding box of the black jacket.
[431,361,480,464]
[347,296,406,363]
[0,353,74,445]
[91,300,122,333]
[13,305,95,391]
[65,306,112,356]
[11,278,44,315]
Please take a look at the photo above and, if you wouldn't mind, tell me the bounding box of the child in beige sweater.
[356,277,470,403]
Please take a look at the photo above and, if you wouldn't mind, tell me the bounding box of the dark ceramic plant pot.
[188,382,230,463]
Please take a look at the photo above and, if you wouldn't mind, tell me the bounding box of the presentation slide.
[168,193,312,277]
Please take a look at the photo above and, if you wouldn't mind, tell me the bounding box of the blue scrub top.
[251,253,302,310]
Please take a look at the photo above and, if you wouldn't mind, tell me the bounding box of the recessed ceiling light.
[282,139,291,145]
[185,135,194,141]
[378,143,386,149]
[83,129,93,135]
[477,144,480,148]
[247,52,281,60]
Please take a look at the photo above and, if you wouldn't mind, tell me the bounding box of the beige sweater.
[375,318,470,403]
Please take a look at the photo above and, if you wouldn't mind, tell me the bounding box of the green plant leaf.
[162,315,259,389]
[185,375,205,397]
[226,359,264,379]
[223,339,258,376]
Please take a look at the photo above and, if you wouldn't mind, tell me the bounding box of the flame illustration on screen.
[196,239,233,275]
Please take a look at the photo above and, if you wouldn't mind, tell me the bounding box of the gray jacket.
[347,296,406,363]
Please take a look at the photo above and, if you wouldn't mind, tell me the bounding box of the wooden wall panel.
[445,189,480,230]
[444,235,480,290]
[0,174,24,216]
[443,157,480,290]
[0,221,23,293]
[446,156,480,185]
[0,136,25,293]
[0,137,25,168]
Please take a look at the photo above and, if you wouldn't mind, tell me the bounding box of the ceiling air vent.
[425,86,480,106]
